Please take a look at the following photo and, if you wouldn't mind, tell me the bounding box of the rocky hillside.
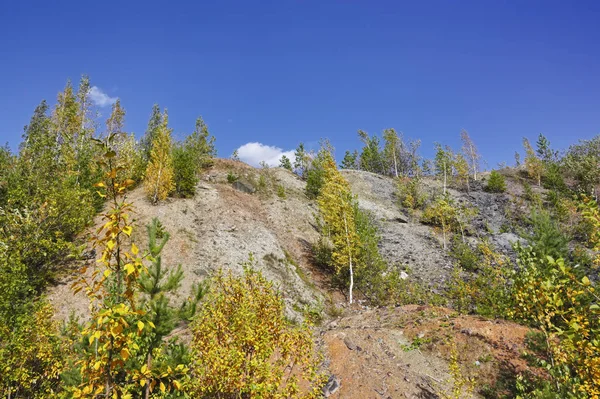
[48,159,542,398]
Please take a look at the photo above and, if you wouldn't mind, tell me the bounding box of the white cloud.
[236,142,296,167]
[88,86,118,107]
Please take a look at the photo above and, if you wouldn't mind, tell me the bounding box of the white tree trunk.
[443,160,447,195]
[343,215,354,305]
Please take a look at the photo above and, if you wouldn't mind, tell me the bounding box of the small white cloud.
[236,142,296,167]
[88,86,117,107]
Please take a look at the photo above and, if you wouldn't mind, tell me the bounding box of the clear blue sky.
[1,0,599,166]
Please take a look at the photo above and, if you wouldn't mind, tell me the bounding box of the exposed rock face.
[49,161,532,321]
[232,179,256,194]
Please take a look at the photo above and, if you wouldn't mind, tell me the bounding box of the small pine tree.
[294,143,310,177]
[279,154,293,171]
[144,110,175,204]
[138,218,206,398]
[485,170,507,193]
[172,142,199,198]
[340,150,359,170]
[72,136,186,398]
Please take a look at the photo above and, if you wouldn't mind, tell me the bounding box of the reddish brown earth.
[318,306,538,399]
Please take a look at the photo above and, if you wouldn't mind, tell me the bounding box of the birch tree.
[317,152,361,304]
[523,137,543,186]
[460,130,481,181]
[383,128,400,177]
[144,109,175,204]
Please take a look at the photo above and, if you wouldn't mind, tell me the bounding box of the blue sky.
[1,1,599,167]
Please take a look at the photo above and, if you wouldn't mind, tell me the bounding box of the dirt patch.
[319,306,539,399]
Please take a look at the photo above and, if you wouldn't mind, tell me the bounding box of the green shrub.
[446,241,513,317]
[276,184,286,199]
[485,170,507,193]
[226,171,239,183]
[449,238,481,272]
[305,163,325,199]
[524,209,570,261]
[172,143,199,197]
[396,177,426,210]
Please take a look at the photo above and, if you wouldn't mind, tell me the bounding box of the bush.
[172,143,199,198]
[226,170,239,183]
[190,263,325,398]
[511,247,600,398]
[449,238,481,272]
[524,209,570,261]
[485,170,507,193]
[396,177,426,211]
[447,240,513,317]
[276,184,286,199]
[305,163,325,199]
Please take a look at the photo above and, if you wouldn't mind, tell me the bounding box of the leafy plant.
[396,176,426,211]
[226,170,239,183]
[276,184,286,199]
[172,142,199,198]
[190,260,325,398]
[422,197,459,250]
[71,135,187,398]
[485,170,507,193]
[449,238,481,272]
[144,109,175,204]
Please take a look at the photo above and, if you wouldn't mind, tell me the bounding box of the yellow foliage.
[144,111,175,204]
[72,136,185,398]
[523,138,543,186]
[317,152,361,304]
[190,264,325,398]
[0,302,63,399]
[512,250,600,397]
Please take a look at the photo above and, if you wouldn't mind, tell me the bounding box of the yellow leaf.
[125,263,135,275]
[582,276,591,286]
[120,348,130,360]
[131,243,139,255]
[103,269,111,278]
[160,382,166,393]
[123,225,133,237]
[137,320,145,331]
[107,239,115,250]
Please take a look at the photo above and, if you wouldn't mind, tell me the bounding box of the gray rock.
[344,337,357,351]
[323,375,341,397]
[232,180,256,194]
